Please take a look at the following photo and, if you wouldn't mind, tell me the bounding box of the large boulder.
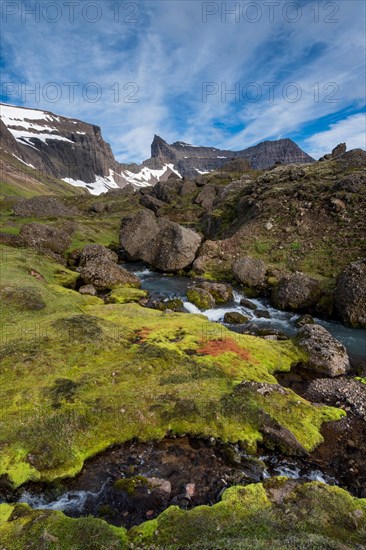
[79,244,118,267]
[194,185,217,211]
[271,272,323,311]
[233,257,267,289]
[180,180,197,196]
[80,260,140,291]
[19,223,71,255]
[145,220,202,271]
[13,196,78,217]
[334,259,366,328]
[120,211,202,272]
[120,210,160,261]
[295,324,350,377]
[140,194,165,215]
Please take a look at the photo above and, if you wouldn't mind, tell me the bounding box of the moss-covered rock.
[186,287,215,309]
[1,479,365,549]
[108,287,148,304]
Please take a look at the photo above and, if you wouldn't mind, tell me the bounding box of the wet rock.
[186,287,215,309]
[223,311,249,324]
[79,244,118,267]
[335,259,366,328]
[295,324,350,377]
[196,281,233,303]
[255,310,271,319]
[256,328,288,340]
[80,261,140,291]
[233,257,267,289]
[79,284,97,296]
[295,314,315,328]
[240,298,257,310]
[271,272,323,311]
[13,196,78,217]
[19,223,71,255]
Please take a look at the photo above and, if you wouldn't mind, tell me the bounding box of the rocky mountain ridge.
[1,102,314,195]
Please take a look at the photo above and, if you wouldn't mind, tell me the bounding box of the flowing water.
[5,263,365,525]
[126,263,366,359]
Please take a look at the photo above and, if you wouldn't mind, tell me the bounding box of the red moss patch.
[197,338,255,362]
[134,327,153,343]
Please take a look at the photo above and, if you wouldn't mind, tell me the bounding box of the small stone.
[265,221,273,230]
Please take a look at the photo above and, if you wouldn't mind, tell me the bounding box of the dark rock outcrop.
[271,272,323,311]
[196,282,233,303]
[19,223,71,255]
[79,244,118,267]
[144,220,202,272]
[223,311,249,324]
[120,210,160,261]
[233,257,267,289]
[295,324,350,377]
[303,378,366,421]
[13,197,78,217]
[120,211,202,272]
[186,287,215,309]
[80,261,140,291]
[146,135,314,178]
[335,259,366,328]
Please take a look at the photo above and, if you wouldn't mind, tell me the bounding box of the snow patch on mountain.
[1,104,75,146]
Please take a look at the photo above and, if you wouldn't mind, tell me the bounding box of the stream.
[5,263,365,527]
[126,263,366,361]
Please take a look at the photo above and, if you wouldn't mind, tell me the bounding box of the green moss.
[108,287,147,304]
[114,475,150,495]
[0,245,343,488]
[2,479,365,549]
[54,268,80,289]
[129,479,366,548]
[0,504,127,549]
[186,287,214,309]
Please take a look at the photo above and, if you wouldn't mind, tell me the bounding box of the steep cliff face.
[1,103,314,195]
[0,104,130,194]
[145,135,314,177]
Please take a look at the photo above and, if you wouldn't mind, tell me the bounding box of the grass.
[0,245,344,489]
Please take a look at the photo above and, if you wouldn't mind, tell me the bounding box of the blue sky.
[1,0,365,162]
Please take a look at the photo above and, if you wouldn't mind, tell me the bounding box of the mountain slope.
[145,135,314,177]
[0,103,314,195]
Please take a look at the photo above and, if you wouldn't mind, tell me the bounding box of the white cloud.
[304,113,366,159]
[1,0,365,161]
